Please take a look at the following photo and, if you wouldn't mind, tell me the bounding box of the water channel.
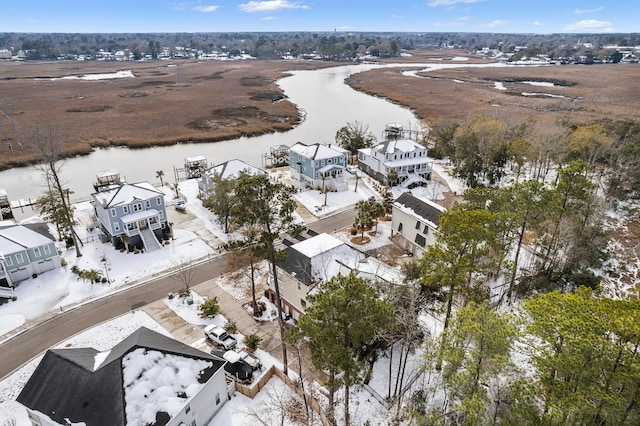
[0,60,506,218]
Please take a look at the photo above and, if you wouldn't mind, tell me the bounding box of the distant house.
[289,142,349,191]
[357,138,433,187]
[91,181,167,253]
[17,327,228,426]
[391,192,445,257]
[0,224,61,298]
[198,159,265,194]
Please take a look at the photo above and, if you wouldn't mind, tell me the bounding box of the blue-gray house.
[92,182,167,253]
[289,142,349,191]
[0,224,61,297]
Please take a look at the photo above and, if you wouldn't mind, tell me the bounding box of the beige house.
[391,192,445,257]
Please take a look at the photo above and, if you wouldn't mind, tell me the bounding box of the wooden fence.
[234,365,332,426]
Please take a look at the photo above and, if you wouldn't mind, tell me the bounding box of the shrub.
[244,333,261,352]
[199,297,220,317]
[224,320,238,334]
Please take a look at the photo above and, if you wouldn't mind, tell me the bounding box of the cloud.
[533,21,542,26]
[573,7,604,14]
[261,16,277,20]
[238,0,309,13]
[172,3,187,11]
[428,0,484,6]
[563,19,612,30]
[390,14,405,19]
[194,5,220,12]
[481,19,508,28]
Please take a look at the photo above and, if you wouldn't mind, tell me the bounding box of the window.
[5,256,13,267]
[123,205,129,214]
[43,245,51,255]
[415,221,421,230]
[156,197,161,206]
[110,208,116,217]
[398,222,403,232]
[215,393,221,405]
[33,247,41,257]
[300,299,307,308]
[145,200,151,208]
[114,222,120,231]
[423,225,429,234]
[133,203,142,212]
[185,405,191,414]
[15,253,24,264]
[127,223,134,230]
[415,234,426,247]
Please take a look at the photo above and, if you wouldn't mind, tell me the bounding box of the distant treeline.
[1,32,639,61]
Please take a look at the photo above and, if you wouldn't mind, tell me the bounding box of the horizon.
[3,1,638,34]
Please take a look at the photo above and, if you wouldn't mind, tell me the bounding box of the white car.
[204,325,237,350]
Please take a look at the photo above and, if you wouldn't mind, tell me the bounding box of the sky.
[2,1,637,34]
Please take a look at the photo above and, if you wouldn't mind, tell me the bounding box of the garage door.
[9,267,30,283]
[35,258,55,274]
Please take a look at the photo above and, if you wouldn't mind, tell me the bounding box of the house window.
[423,225,429,234]
[110,208,116,217]
[215,392,221,405]
[297,281,301,291]
[145,200,151,208]
[33,247,41,257]
[159,211,164,219]
[300,298,307,308]
[43,245,51,255]
[114,222,120,232]
[133,203,142,212]
[156,197,161,205]
[5,256,13,267]
[123,205,129,214]
[415,221,421,230]
[185,405,191,414]
[328,158,332,163]
[398,223,403,232]
[415,234,426,247]
[127,223,134,230]
[15,253,24,264]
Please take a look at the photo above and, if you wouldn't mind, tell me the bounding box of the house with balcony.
[289,142,349,192]
[391,192,445,257]
[198,159,265,194]
[92,181,167,252]
[17,326,228,426]
[357,138,433,188]
[0,224,61,299]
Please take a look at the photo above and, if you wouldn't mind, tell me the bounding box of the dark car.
[211,350,253,382]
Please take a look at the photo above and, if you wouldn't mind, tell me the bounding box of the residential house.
[391,192,445,257]
[198,159,265,194]
[289,142,349,191]
[17,327,228,426]
[357,138,433,188]
[92,181,167,253]
[0,224,61,298]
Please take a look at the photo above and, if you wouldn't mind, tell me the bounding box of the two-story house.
[391,192,445,257]
[17,327,228,426]
[268,232,373,320]
[0,224,61,298]
[357,138,433,187]
[289,142,349,192]
[198,159,265,194]
[92,182,167,253]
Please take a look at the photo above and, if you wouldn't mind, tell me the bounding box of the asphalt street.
[0,208,355,380]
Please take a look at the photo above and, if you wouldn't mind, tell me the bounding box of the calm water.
[0,60,505,217]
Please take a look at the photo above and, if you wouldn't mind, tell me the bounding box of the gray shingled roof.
[395,192,444,226]
[17,327,225,426]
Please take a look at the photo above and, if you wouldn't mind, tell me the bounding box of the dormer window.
[133,203,142,212]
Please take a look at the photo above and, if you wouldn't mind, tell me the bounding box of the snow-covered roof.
[92,182,162,208]
[0,225,53,252]
[393,192,445,228]
[376,139,425,155]
[383,157,433,168]
[0,188,7,198]
[95,169,119,179]
[204,159,265,180]
[292,233,344,258]
[290,142,346,161]
[186,155,207,162]
[120,209,159,224]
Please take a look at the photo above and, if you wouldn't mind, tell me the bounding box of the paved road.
[0,209,355,381]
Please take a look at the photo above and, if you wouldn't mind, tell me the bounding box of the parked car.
[237,349,262,370]
[212,350,253,382]
[204,325,237,350]
[174,199,187,212]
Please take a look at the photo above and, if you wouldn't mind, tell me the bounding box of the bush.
[199,297,220,317]
[224,320,238,334]
[244,333,261,352]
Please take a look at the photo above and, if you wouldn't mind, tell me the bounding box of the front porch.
[120,210,164,252]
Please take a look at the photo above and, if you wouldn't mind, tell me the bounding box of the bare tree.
[173,256,198,296]
[30,123,82,257]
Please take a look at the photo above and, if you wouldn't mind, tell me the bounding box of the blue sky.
[3,1,637,33]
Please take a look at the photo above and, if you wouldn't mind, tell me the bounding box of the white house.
[17,327,228,426]
[357,138,433,187]
[0,224,61,298]
[198,159,265,194]
[391,192,445,257]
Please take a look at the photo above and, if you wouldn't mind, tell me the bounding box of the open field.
[0,52,638,171]
[0,59,334,170]
[351,50,640,125]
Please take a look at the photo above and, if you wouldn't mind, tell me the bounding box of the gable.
[93,182,163,209]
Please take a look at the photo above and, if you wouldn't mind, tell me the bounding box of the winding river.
[0,60,506,218]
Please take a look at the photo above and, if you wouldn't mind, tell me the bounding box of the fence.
[234,365,332,426]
